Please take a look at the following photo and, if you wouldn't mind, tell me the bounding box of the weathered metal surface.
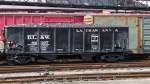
[94,16,140,50]
[5,24,128,54]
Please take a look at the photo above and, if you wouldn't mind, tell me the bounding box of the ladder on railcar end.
[142,17,150,53]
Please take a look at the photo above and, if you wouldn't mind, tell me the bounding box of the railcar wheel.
[118,55,125,61]
[14,56,31,65]
[103,55,120,62]
[95,56,101,62]
[7,60,17,65]
[7,55,17,65]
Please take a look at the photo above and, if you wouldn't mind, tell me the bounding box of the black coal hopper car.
[4,23,129,64]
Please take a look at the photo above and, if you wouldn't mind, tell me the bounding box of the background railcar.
[4,23,130,64]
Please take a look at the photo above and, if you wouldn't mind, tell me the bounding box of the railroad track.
[1,60,150,73]
[1,72,150,83]
[0,59,150,83]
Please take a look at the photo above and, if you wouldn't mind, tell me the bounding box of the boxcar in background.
[94,15,142,54]
[142,17,150,53]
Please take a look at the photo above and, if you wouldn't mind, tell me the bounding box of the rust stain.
[136,17,141,49]
[125,16,128,26]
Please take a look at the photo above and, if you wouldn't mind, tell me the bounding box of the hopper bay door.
[24,28,54,53]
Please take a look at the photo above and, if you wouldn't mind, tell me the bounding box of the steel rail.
[1,72,150,83]
[1,59,150,73]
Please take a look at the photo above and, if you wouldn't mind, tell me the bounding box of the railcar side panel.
[40,28,54,53]
[24,28,38,53]
[5,26,129,54]
[24,28,55,53]
[71,28,84,53]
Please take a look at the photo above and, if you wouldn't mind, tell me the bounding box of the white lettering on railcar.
[27,35,37,40]
[85,29,98,32]
[27,35,50,40]
[114,29,119,32]
[101,28,119,32]
[76,29,83,32]
[40,35,50,39]
[102,29,112,32]
[76,29,98,32]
